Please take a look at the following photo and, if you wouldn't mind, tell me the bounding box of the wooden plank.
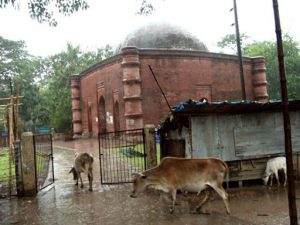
[234,127,300,158]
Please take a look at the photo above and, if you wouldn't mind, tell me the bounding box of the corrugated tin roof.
[158,99,300,132]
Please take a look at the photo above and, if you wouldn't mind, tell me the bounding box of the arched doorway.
[98,96,107,134]
[113,101,120,132]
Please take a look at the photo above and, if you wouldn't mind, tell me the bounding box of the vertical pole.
[9,79,17,138]
[233,0,246,100]
[144,124,157,169]
[21,132,37,196]
[14,140,24,196]
[272,1,298,224]
[15,82,20,140]
[8,101,14,196]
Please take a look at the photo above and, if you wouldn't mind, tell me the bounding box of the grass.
[114,143,161,169]
[0,150,15,179]
[0,150,46,180]
[35,152,47,173]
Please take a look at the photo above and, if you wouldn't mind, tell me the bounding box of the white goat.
[69,152,94,191]
[263,156,287,187]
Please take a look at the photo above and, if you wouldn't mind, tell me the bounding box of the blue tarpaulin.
[158,99,300,132]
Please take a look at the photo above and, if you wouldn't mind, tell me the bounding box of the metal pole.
[233,0,246,100]
[148,65,172,111]
[272,1,298,224]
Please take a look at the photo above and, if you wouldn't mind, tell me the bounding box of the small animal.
[69,152,94,191]
[263,156,287,187]
[130,157,230,214]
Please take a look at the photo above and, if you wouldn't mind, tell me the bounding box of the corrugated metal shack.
[158,99,300,184]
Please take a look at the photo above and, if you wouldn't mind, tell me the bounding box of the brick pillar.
[70,75,82,137]
[252,57,269,102]
[121,47,144,130]
[21,132,37,196]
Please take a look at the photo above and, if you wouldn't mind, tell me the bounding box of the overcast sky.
[0,0,299,57]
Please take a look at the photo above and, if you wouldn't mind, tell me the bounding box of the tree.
[0,36,29,81]
[244,34,300,100]
[0,0,89,26]
[0,36,43,132]
[0,35,114,133]
[136,0,155,15]
[38,43,113,132]
[218,33,300,100]
[0,36,35,107]
[217,33,249,54]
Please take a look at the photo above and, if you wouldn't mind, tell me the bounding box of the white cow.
[263,156,287,187]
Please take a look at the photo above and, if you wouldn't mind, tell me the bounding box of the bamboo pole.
[8,97,15,197]
[0,96,24,102]
[0,104,23,108]
[272,1,298,224]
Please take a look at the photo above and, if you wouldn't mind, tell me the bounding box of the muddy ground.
[1,139,300,225]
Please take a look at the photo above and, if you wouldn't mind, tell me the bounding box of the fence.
[0,142,21,198]
[0,98,19,198]
[0,132,54,198]
[33,134,54,191]
[99,128,147,184]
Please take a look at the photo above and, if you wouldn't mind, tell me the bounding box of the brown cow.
[130,157,230,214]
[69,152,94,191]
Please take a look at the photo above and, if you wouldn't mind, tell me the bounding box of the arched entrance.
[113,101,120,132]
[98,96,107,134]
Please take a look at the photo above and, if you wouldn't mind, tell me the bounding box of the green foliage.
[217,33,249,54]
[0,36,30,97]
[218,33,300,100]
[0,0,89,26]
[0,36,42,126]
[37,43,113,132]
[0,35,113,133]
[243,40,280,99]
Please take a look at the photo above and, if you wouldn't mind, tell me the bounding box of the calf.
[130,157,230,214]
[263,156,287,187]
[69,152,94,191]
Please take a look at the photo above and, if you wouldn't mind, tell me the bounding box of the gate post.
[144,124,157,168]
[21,132,37,196]
[13,140,24,196]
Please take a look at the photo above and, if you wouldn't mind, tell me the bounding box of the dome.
[115,22,208,54]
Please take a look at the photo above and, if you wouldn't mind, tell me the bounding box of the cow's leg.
[79,173,84,188]
[88,169,93,191]
[210,185,230,214]
[270,174,274,186]
[169,189,177,213]
[274,170,280,186]
[194,189,211,214]
[283,168,287,187]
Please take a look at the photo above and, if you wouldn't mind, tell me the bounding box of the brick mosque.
[70,23,268,137]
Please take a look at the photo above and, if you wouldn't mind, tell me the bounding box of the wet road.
[1,138,300,225]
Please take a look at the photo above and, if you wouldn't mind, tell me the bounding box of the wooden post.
[144,124,157,169]
[21,132,37,196]
[13,140,24,196]
[273,1,298,224]
[8,99,14,196]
